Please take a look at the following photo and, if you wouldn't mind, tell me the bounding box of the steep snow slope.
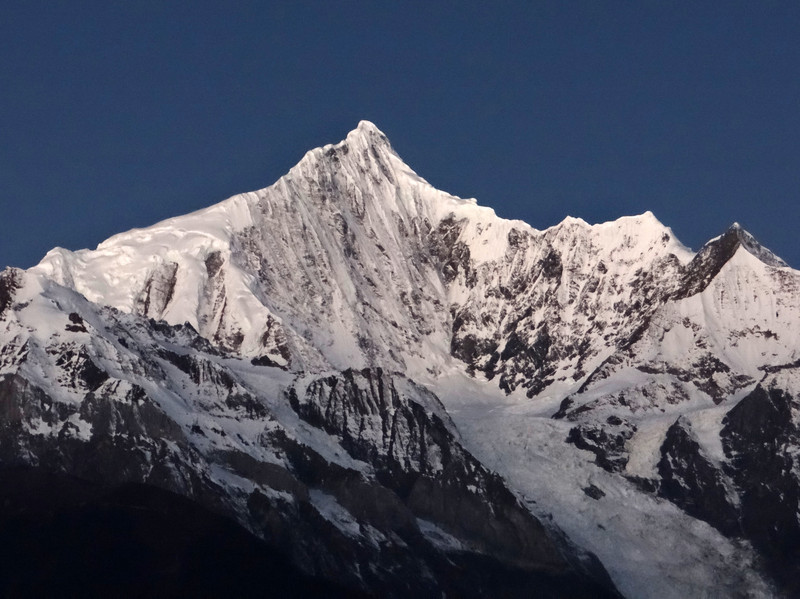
[32,122,459,373]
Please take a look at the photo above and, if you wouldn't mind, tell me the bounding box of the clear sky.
[2,2,800,269]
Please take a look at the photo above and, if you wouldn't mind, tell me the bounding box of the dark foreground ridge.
[0,468,358,598]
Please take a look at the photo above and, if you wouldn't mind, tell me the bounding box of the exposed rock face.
[656,417,739,537]
[290,369,579,574]
[286,368,619,597]
[565,417,637,473]
[0,268,22,317]
[134,261,178,320]
[721,385,800,595]
[4,122,800,597]
[560,380,800,597]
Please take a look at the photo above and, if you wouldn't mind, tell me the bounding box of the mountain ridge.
[28,121,786,388]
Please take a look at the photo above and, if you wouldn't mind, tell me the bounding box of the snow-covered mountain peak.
[280,122,505,230]
[727,222,789,268]
[23,123,793,386]
[555,215,590,228]
[551,209,663,231]
[8,121,800,598]
[687,221,789,274]
[543,209,693,270]
[291,120,395,173]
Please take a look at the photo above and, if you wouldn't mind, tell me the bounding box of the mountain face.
[2,121,798,597]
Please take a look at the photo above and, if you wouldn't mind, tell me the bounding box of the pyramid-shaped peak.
[676,222,788,298]
[690,221,788,271]
[287,120,399,182]
[724,222,788,268]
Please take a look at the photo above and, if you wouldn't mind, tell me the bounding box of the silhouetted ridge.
[0,468,359,598]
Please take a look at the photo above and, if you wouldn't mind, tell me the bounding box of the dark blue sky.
[3,2,800,268]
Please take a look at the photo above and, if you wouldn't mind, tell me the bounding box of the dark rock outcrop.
[288,368,620,597]
[0,467,356,598]
[0,268,21,317]
[657,417,739,536]
[565,419,637,473]
[721,385,800,595]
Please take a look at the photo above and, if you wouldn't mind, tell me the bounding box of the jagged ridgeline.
[2,122,799,597]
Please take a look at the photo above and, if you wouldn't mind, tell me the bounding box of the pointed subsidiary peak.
[694,222,787,269]
[723,222,788,268]
[677,222,788,298]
